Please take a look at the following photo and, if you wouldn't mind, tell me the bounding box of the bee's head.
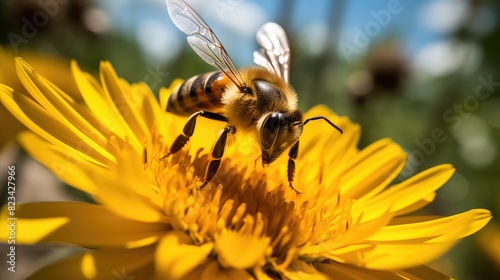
[257,111,303,166]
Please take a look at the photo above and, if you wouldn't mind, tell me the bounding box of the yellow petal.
[1,214,68,244]
[333,242,457,270]
[200,261,252,280]
[393,192,436,216]
[279,260,329,280]
[353,164,455,222]
[396,265,453,280]
[317,262,453,280]
[0,85,113,165]
[0,50,79,100]
[18,132,100,195]
[298,119,360,190]
[317,262,404,280]
[300,105,352,158]
[214,230,271,269]
[155,231,214,279]
[300,212,393,257]
[325,219,474,268]
[340,138,407,201]
[27,245,155,280]
[134,82,168,137]
[368,209,492,242]
[93,148,164,223]
[384,164,455,213]
[0,202,165,248]
[303,105,339,120]
[71,60,130,142]
[317,211,490,270]
[99,61,144,151]
[14,58,115,161]
[291,106,360,194]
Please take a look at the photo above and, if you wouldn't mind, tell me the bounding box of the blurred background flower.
[0,0,499,279]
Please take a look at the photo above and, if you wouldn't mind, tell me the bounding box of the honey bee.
[165,0,343,193]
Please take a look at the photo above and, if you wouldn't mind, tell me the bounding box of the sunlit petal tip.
[14,57,40,94]
[99,60,113,73]
[14,56,30,71]
[69,59,82,75]
[420,164,456,186]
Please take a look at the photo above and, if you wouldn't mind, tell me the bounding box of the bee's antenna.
[302,116,343,134]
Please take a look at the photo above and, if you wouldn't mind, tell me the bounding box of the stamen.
[270,226,289,248]
[275,246,297,270]
[143,147,148,166]
[217,199,235,228]
[231,203,247,226]
[238,215,256,236]
[109,135,121,154]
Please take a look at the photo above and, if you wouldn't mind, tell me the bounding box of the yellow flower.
[0,47,79,148]
[0,58,492,279]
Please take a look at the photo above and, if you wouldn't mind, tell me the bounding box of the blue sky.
[100,0,471,71]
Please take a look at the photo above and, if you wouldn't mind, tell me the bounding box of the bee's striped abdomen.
[167,71,228,116]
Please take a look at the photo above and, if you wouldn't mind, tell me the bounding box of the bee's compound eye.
[261,113,282,150]
[267,113,281,131]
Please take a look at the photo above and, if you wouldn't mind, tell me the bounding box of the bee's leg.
[287,141,302,194]
[198,125,236,190]
[168,111,228,155]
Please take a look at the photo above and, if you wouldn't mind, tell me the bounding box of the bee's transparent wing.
[253,22,291,83]
[166,0,246,90]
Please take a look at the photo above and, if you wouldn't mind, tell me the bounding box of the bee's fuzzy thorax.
[221,67,300,134]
